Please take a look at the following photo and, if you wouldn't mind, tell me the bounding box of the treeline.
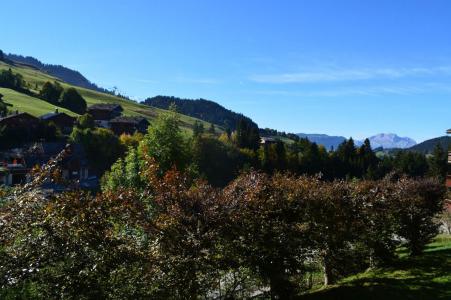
[97,108,448,189]
[144,95,258,131]
[0,145,445,298]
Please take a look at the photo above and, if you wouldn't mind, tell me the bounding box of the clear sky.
[2,0,450,142]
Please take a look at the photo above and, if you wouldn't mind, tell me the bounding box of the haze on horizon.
[2,0,450,142]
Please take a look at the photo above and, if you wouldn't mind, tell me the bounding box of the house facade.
[0,111,40,132]
[0,142,90,187]
[87,104,123,128]
[109,116,150,135]
[40,109,76,134]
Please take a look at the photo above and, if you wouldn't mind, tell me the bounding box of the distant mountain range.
[359,133,417,149]
[297,133,417,150]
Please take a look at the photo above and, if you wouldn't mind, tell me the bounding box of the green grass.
[300,235,451,300]
[0,61,216,132]
[0,88,78,117]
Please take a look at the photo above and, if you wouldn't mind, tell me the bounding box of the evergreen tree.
[0,49,4,61]
[0,93,7,116]
[236,118,260,150]
[192,120,204,137]
[428,143,447,181]
[208,123,215,134]
[358,138,378,178]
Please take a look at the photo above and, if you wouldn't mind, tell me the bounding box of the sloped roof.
[87,104,123,112]
[40,112,75,121]
[0,112,39,122]
[110,116,149,125]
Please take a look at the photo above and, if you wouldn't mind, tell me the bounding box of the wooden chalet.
[109,116,150,135]
[87,104,123,128]
[40,109,76,134]
[0,111,40,130]
[0,142,90,187]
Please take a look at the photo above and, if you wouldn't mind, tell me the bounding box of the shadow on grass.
[298,248,451,300]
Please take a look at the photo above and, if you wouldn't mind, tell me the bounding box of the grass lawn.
[0,88,78,117]
[299,234,451,300]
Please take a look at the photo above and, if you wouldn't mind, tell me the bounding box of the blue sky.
[2,0,450,142]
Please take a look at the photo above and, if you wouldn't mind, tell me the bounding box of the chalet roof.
[40,112,75,121]
[87,103,123,112]
[110,116,149,125]
[0,112,39,122]
[447,129,451,134]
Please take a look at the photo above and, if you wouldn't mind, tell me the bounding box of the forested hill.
[408,136,450,154]
[5,53,111,94]
[143,95,258,130]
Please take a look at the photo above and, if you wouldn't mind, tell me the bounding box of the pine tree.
[428,143,447,181]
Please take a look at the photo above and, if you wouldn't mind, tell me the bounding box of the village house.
[40,109,76,134]
[87,104,123,128]
[0,111,40,133]
[109,116,150,135]
[0,154,29,186]
[0,142,92,188]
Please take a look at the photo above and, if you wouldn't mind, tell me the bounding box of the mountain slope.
[362,133,416,149]
[5,53,111,94]
[297,133,347,150]
[408,136,450,154]
[0,60,213,132]
[143,96,257,130]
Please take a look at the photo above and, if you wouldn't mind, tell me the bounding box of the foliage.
[76,113,95,129]
[0,68,25,90]
[394,177,445,255]
[60,88,87,114]
[0,156,446,299]
[70,127,125,174]
[191,134,249,186]
[39,81,63,104]
[235,118,260,150]
[428,143,447,181]
[0,93,7,115]
[138,106,191,176]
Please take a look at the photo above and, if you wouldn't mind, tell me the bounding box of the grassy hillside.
[0,61,215,132]
[300,234,451,300]
[0,88,77,117]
